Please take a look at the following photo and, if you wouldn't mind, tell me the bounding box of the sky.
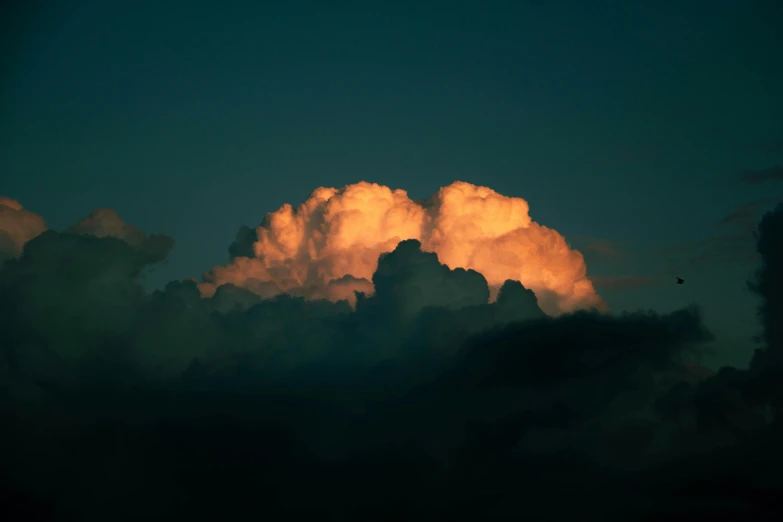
[2,1,783,520]
[4,0,783,369]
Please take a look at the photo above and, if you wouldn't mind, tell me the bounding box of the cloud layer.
[1,193,782,521]
[199,181,606,315]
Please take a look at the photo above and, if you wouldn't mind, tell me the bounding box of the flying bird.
[676,277,684,284]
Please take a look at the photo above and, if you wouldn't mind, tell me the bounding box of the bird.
[676,277,684,284]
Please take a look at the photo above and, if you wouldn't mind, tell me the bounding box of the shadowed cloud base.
[1,192,782,521]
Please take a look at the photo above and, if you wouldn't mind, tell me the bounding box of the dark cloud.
[68,208,174,265]
[737,165,783,185]
[747,203,783,410]
[1,202,783,521]
[227,224,256,259]
[369,239,490,318]
[662,200,780,271]
[643,203,783,518]
[752,204,783,357]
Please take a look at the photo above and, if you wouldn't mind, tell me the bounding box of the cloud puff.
[68,208,174,265]
[200,181,606,315]
[0,197,46,262]
[0,208,174,389]
[369,239,490,318]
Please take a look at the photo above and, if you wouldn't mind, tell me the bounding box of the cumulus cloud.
[68,208,174,265]
[2,195,783,521]
[200,181,606,315]
[0,208,175,388]
[369,239,490,318]
[0,197,46,262]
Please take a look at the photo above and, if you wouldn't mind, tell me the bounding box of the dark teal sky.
[3,0,783,367]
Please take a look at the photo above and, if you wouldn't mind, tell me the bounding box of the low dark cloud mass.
[1,201,783,521]
[737,166,783,185]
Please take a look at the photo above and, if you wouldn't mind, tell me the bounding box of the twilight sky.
[3,0,783,368]
[5,3,783,520]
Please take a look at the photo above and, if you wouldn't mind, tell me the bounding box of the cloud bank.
[199,181,607,315]
[1,191,782,521]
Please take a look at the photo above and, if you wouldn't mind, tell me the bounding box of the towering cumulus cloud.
[199,181,605,315]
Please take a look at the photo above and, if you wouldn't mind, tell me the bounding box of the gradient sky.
[3,0,783,368]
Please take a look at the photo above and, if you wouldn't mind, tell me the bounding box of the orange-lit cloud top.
[0,197,47,261]
[199,181,607,315]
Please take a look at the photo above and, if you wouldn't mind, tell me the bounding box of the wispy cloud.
[570,237,664,292]
[661,231,758,271]
[589,275,660,291]
[716,199,778,231]
[570,236,632,261]
[582,243,624,259]
[661,200,780,271]
[736,166,783,185]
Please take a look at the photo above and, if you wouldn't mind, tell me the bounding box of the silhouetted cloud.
[68,208,175,265]
[1,198,783,521]
[747,203,783,408]
[644,203,783,518]
[737,165,783,184]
